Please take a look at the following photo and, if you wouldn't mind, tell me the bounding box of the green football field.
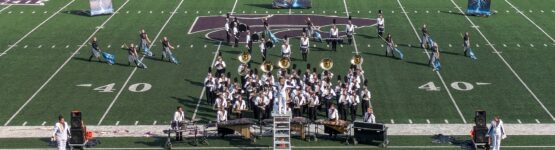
[1,0,555,148]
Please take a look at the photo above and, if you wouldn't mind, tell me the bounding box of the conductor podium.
[352,122,389,147]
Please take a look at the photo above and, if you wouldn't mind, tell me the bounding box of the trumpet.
[238,51,251,64]
[260,61,274,73]
[320,58,333,70]
[277,57,290,69]
[351,54,363,65]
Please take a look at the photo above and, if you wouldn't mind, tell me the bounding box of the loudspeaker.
[473,126,488,143]
[70,128,85,144]
[71,111,82,128]
[475,110,486,127]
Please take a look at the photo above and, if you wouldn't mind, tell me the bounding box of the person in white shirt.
[345,19,355,45]
[361,85,371,115]
[172,106,186,141]
[259,38,267,61]
[233,97,247,118]
[245,30,252,54]
[488,115,506,150]
[300,32,310,61]
[349,91,360,122]
[363,107,376,123]
[328,104,339,122]
[214,55,226,77]
[233,22,239,47]
[225,18,230,44]
[281,37,291,59]
[52,115,70,150]
[329,23,339,51]
[377,13,385,37]
[308,92,320,121]
[217,108,228,123]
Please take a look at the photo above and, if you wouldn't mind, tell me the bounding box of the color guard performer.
[463,32,477,59]
[126,43,146,68]
[139,29,153,56]
[300,32,310,61]
[51,115,70,150]
[89,37,103,62]
[345,18,355,45]
[421,24,430,48]
[161,37,177,63]
[430,43,441,71]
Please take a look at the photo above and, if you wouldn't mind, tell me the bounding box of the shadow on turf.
[245,4,274,9]
[73,57,134,67]
[397,43,422,49]
[183,79,204,87]
[361,51,397,59]
[358,34,380,40]
[406,60,430,67]
[63,10,91,17]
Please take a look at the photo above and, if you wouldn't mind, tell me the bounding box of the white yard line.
[342,0,370,106]
[97,0,186,125]
[0,0,75,58]
[191,0,237,120]
[3,0,131,126]
[186,16,199,34]
[0,5,11,13]
[191,42,223,120]
[231,0,238,15]
[505,0,555,43]
[396,0,467,123]
[450,0,555,122]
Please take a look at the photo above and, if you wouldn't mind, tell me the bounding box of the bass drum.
[265,41,274,48]
[238,24,248,32]
[251,33,260,42]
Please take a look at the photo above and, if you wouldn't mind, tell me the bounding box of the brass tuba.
[320,58,333,71]
[238,51,251,64]
[350,54,363,65]
[260,61,274,73]
[277,57,290,69]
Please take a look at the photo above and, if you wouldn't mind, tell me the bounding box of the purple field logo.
[188,14,377,43]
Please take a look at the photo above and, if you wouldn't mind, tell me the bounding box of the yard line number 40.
[418,81,475,91]
[94,83,152,93]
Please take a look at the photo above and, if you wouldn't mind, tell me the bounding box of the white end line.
[397,0,467,123]
[450,0,555,121]
[3,0,131,126]
[0,0,75,58]
[505,0,555,43]
[97,0,185,125]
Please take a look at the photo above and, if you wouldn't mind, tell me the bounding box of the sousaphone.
[238,51,251,64]
[350,54,363,65]
[320,58,333,71]
[260,61,274,73]
[277,57,290,69]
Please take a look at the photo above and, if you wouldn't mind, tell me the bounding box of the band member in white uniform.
[172,106,186,141]
[214,56,226,77]
[245,30,253,54]
[488,115,506,150]
[361,85,371,115]
[224,18,231,44]
[377,14,385,37]
[363,107,376,123]
[259,38,267,61]
[51,115,70,150]
[345,19,355,45]
[330,23,339,51]
[277,77,294,114]
[233,96,247,118]
[300,32,310,61]
[89,37,103,62]
[281,37,291,59]
[216,107,228,123]
[348,90,360,122]
[233,22,239,47]
[328,104,339,123]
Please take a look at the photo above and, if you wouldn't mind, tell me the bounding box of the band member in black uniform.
[300,32,310,61]
[89,37,103,62]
